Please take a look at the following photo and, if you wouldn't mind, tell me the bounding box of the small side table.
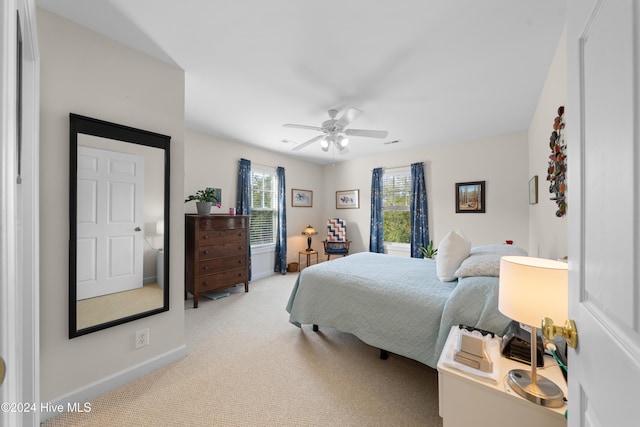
[298,250,319,271]
[437,327,567,427]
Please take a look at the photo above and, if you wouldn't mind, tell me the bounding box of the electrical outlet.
[135,328,149,348]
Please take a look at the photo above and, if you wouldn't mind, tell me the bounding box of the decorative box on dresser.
[185,214,250,308]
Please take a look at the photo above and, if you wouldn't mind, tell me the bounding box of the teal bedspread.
[286,252,510,368]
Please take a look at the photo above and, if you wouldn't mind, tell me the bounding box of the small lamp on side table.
[302,225,318,252]
[498,256,568,408]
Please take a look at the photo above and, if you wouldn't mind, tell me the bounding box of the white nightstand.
[437,327,567,427]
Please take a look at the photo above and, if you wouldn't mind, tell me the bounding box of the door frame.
[0,0,39,426]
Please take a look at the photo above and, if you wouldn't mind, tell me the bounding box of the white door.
[76,146,144,300]
[567,0,640,425]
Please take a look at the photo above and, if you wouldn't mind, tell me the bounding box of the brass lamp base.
[507,369,565,408]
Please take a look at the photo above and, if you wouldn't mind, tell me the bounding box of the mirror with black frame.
[69,114,170,338]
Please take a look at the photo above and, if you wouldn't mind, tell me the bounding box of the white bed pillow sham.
[454,244,527,277]
[436,230,471,282]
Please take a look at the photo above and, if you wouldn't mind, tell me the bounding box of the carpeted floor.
[76,283,163,330]
[43,273,443,426]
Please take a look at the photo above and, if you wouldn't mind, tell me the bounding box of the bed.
[286,244,524,368]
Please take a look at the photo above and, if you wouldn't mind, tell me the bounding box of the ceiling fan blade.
[345,129,389,139]
[335,108,363,128]
[283,123,325,132]
[292,135,325,151]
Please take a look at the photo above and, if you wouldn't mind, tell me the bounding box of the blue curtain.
[369,167,384,253]
[410,162,429,258]
[237,158,252,280]
[274,166,287,274]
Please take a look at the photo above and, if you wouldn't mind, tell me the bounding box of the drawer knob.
[203,281,208,286]
[203,235,209,239]
[203,250,209,255]
[203,266,209,270]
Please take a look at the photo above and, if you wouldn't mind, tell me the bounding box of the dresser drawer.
[199,242,247,260]
[197,216,247,231]
[197,268,248,292]
[198,256,246,275]
[196,228,246,245]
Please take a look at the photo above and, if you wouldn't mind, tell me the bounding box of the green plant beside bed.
[420,240,438,259]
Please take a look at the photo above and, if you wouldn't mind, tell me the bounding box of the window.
[382,168,411,244]
[250,168,277,246]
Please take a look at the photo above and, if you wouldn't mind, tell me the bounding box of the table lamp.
[498,256,568,408]
[302,225,318,252]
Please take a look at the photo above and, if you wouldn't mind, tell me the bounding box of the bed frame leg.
[313,324,319,332]
[380,349,389,360]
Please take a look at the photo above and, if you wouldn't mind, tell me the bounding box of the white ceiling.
[36,0,566,165]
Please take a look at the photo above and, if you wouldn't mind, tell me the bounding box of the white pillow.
[436,230,471,281]
[469,244,528,257]
[454,245,528,278]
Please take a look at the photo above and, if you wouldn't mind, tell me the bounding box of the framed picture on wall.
[455,181,485,213]
[291,189,312,207]
[529,176,538,204]
[336,189,360,209]
[206,187,222,204]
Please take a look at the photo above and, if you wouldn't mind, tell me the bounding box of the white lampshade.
[498,256,568,327]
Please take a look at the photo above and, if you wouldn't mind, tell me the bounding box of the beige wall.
[38,8,186,405]
[528,27,568,259]
[320,130,530,253]
[184,129,326,267]
[187,128,530,269]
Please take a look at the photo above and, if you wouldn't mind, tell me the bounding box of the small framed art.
[291,189,313,207]
[455,181,485,213]
[206,187,222,203]
[529,176,538,204]
[336,189,359,209]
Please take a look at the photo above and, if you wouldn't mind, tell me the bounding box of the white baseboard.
[251,270,278,281]
[40,345,188,422]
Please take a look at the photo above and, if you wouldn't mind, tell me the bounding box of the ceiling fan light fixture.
[337,136,349,150]
[284,108,388,154]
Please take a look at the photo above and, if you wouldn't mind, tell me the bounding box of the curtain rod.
[382,165,410,172]
[250,161,278,170]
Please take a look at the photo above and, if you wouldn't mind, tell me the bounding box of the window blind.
[382,168,411,243]
[250,169,277,246]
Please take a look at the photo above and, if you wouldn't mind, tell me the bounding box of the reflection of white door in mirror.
[70,113,170,338]
[76,146,144,300]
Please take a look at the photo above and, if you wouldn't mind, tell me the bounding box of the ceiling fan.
[283,108,389,153]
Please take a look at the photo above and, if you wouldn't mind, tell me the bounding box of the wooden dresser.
[185,214,250,308]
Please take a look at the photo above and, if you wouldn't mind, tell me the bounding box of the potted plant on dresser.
[184,188,221,215]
